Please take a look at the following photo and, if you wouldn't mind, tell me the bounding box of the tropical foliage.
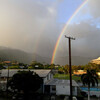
[81,70,98,100]
[8,71,43,100]
[1,60,100,73]
[81,70,98,87]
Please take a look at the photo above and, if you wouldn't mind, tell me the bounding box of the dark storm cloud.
[56,21,100,58]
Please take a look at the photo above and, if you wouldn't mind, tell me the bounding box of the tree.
[58,67,64,74]
[49,64,55,69]
[9,66,20,69]
[81,70,98,100]
[0,63,5,69]
[63,65,69,74]
[8,71,43,100]
[30,61,44,69]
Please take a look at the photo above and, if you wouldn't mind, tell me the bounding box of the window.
[52,85,56,91]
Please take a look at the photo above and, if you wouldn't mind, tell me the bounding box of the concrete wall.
[56,85,70,95]
[56,85,77,96]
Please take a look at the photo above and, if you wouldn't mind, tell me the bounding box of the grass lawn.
[54,74,100,83]
[54,74,81,82]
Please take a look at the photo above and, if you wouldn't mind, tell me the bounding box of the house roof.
[45,79,79,86]
[3,61,11,64]
[0,69,51,78]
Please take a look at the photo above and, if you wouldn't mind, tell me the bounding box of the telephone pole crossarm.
[65,35,75,40]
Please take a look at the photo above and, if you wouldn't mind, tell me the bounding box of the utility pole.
[6,64,9,99]
[65,35,75,100]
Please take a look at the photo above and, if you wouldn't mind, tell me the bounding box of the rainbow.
[51,0,88,64]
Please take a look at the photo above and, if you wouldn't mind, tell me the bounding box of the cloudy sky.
[0,0,100,62]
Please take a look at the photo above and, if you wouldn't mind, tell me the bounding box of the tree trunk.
[88,85,90,100]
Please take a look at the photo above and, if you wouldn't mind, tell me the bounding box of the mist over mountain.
[0,46,94,65]
[0,46,32,64]
[54,56,93,65]
[0,46,51,64]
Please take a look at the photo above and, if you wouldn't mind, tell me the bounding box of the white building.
[45,79,80,96]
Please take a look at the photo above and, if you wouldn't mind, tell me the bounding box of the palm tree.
[81,70,98,100]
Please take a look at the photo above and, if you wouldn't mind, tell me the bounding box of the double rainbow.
[51,0,88,64]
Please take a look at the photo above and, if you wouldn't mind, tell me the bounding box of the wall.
[56,85,70,95]
[56,85,77,96]
[43,72,53,84]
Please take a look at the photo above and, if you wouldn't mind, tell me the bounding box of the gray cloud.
[0,0,61,57]
[0,0,100,62]
[88,0,100,18]
[56,21,100,58]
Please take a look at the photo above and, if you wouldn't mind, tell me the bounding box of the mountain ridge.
[0,46,95,65]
